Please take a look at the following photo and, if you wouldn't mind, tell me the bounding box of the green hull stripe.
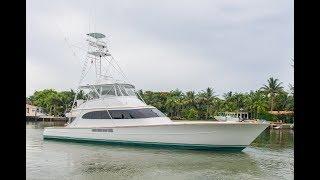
[43,135,246,151]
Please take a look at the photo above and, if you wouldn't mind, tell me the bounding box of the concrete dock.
[269,122,293,129]
[26,116,68,122]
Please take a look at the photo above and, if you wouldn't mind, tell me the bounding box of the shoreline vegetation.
[27,77,294,123]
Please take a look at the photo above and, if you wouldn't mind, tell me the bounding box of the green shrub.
[274,114,294,123]
[182,108,199,120]
[257,112,276,121]
[257,112,294,123]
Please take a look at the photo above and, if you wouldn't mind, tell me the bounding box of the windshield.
[79,83,137,98]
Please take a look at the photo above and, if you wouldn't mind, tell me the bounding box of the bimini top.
[87,33,106,39]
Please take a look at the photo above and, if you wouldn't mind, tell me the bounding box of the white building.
[26,104,46,117]
[217,111,251,120]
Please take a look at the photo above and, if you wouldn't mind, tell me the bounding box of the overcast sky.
[26,0,293,97]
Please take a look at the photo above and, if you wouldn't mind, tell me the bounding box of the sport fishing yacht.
[43,32,269,151]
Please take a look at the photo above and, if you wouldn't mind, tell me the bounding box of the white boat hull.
[43,122,269,151]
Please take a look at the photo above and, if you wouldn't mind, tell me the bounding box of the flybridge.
[70,32,145,109]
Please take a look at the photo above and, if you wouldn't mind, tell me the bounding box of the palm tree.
[233,93,246,111]
[245,91,268,119]
[165,96,179,117]
[164,89,184,118]
[261,77,284,111]
[199,87,216,119]
[289,84,294,96]
[222,91,236,112]
[185,91,197,109]
[253,97,268,119]
[223,91,233,100]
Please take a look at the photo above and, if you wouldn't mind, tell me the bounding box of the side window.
[109,110,131,119]
[100,111,111,119]
[124,87,136,96]
[82,111,111,119]
[150,108,166,117]
[119,85,129,96]
[109,110,122,119]
[114,85,121,96]
[101,86,116,96]
[109,108,166,119]
[126,109,145,118]
[127,108,160,118]
[82,108,166,119]
[87,90,100,99]
[139,109,156,118]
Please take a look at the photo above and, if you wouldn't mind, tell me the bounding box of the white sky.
[26,0,294,97]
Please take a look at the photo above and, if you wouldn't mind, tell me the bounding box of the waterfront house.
[26,104,46,117]
[216,111,251,120]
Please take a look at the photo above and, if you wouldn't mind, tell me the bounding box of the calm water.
[26,122,294,180]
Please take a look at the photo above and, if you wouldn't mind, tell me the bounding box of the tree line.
[27,77,294,122]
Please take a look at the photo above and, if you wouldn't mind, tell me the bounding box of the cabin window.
[84,84,136,97]
[101,85,116,96]
[109,110,131,119]
[124,85,136,96]
[150,108,166,117]
[109,108,166,119]
[114,85,122,96]
[87,90,99,99]
[82,108,165,119]
[82,111,111,119]
[119,85,129,96]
